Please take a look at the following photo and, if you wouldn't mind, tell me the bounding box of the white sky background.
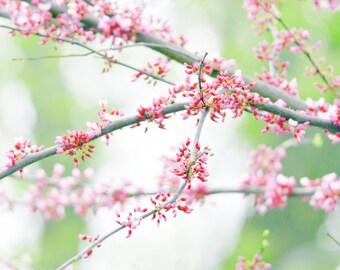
[0,1,252,269]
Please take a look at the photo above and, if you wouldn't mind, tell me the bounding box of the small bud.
[262,229,270,238]
[261,239,269,249]
[312,133,323,148]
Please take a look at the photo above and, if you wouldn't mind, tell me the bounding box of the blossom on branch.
[55,100,124,165]
[171,138,209,189]
[56,129,96,167]
[23,164,134,219]
[116,207,147,238]
[300,173,340,213]
[183,61,263,122]
[136,96,172,129]
[3,137,44,176]
[237,254,271,270]
[241,145,296,214]
[132,57,171,84]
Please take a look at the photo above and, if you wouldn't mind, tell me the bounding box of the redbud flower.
[300,173,340,212]
[3,137,44,176]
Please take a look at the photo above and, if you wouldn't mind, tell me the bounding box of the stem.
[0,4,308,110]
[0,103,187,181]
[251,103,340,133]
[56,108,210,269]
[0,98,339,181]
[327,232,340,246]
[198,52,208,105]
[0,25,174,86]
[258,0,331,90]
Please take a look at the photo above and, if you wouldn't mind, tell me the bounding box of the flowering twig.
[198,52,208,105]
[258,0,331,90]
[0,103,186,181]
[251,103,340,133]
[1,24,321,133]
[0,24,174,86]
[0,4,307,111]
[56,107,210,269]
[1,98,339,181]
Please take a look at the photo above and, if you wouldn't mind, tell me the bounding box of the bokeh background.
[0,0,339,269]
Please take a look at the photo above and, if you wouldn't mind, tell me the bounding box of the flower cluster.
[150,191,194,226]
[313,0,340,10]
[305,58,340,93]
[300,173,340,213]
[56,130,96,167]
[258,108,309,143]
[157,156,210,203]
[183,61,267,122]
[244,0,340,95]
[1,0,186,47]
[253,28,319,96]
[79,233,100,259]
[116,206,147,238]
[3,137,44,176]
[241,145,296,214]
[145,139,210,226]
[136,96,172,129]
[324,130,340,145]
[96,99,124,144]
[171,138,209,190]
[24,164,132,220]
[5,1,52,36]
[243,0,279,34]
[132,57,171,84]
[150,191,175,226]
[56,100,124,166]
[237,255,271,270]
[305,98,340,144]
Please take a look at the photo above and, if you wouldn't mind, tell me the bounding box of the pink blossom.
[313,0,340,10]
[300,173,340,212]
[136,96,171,129]
[237,254,271,270]
[132,57,171,83]
[3,137,44,176]
[55,130,96,167]
[171,138,209,189]
[241,145,296,214]
[116,207,147,238]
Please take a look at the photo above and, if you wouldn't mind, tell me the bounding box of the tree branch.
[0,103,186,181]
[56,105,210,270]
[0,3,307,111]
[0,24,174,86]
[252,103,340,133]
[1,98,339,181]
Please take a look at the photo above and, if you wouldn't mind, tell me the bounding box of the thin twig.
[198,52,208,106]
[0,5,308,110]
[0,103,187,181]
[327,232,340,246]
[12,52,93,61]
[0,98,339,181]
[0,24,174,86]
[258,0,331,89]
[56,107,210,270]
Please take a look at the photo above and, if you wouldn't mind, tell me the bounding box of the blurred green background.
[0,0,339,269]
